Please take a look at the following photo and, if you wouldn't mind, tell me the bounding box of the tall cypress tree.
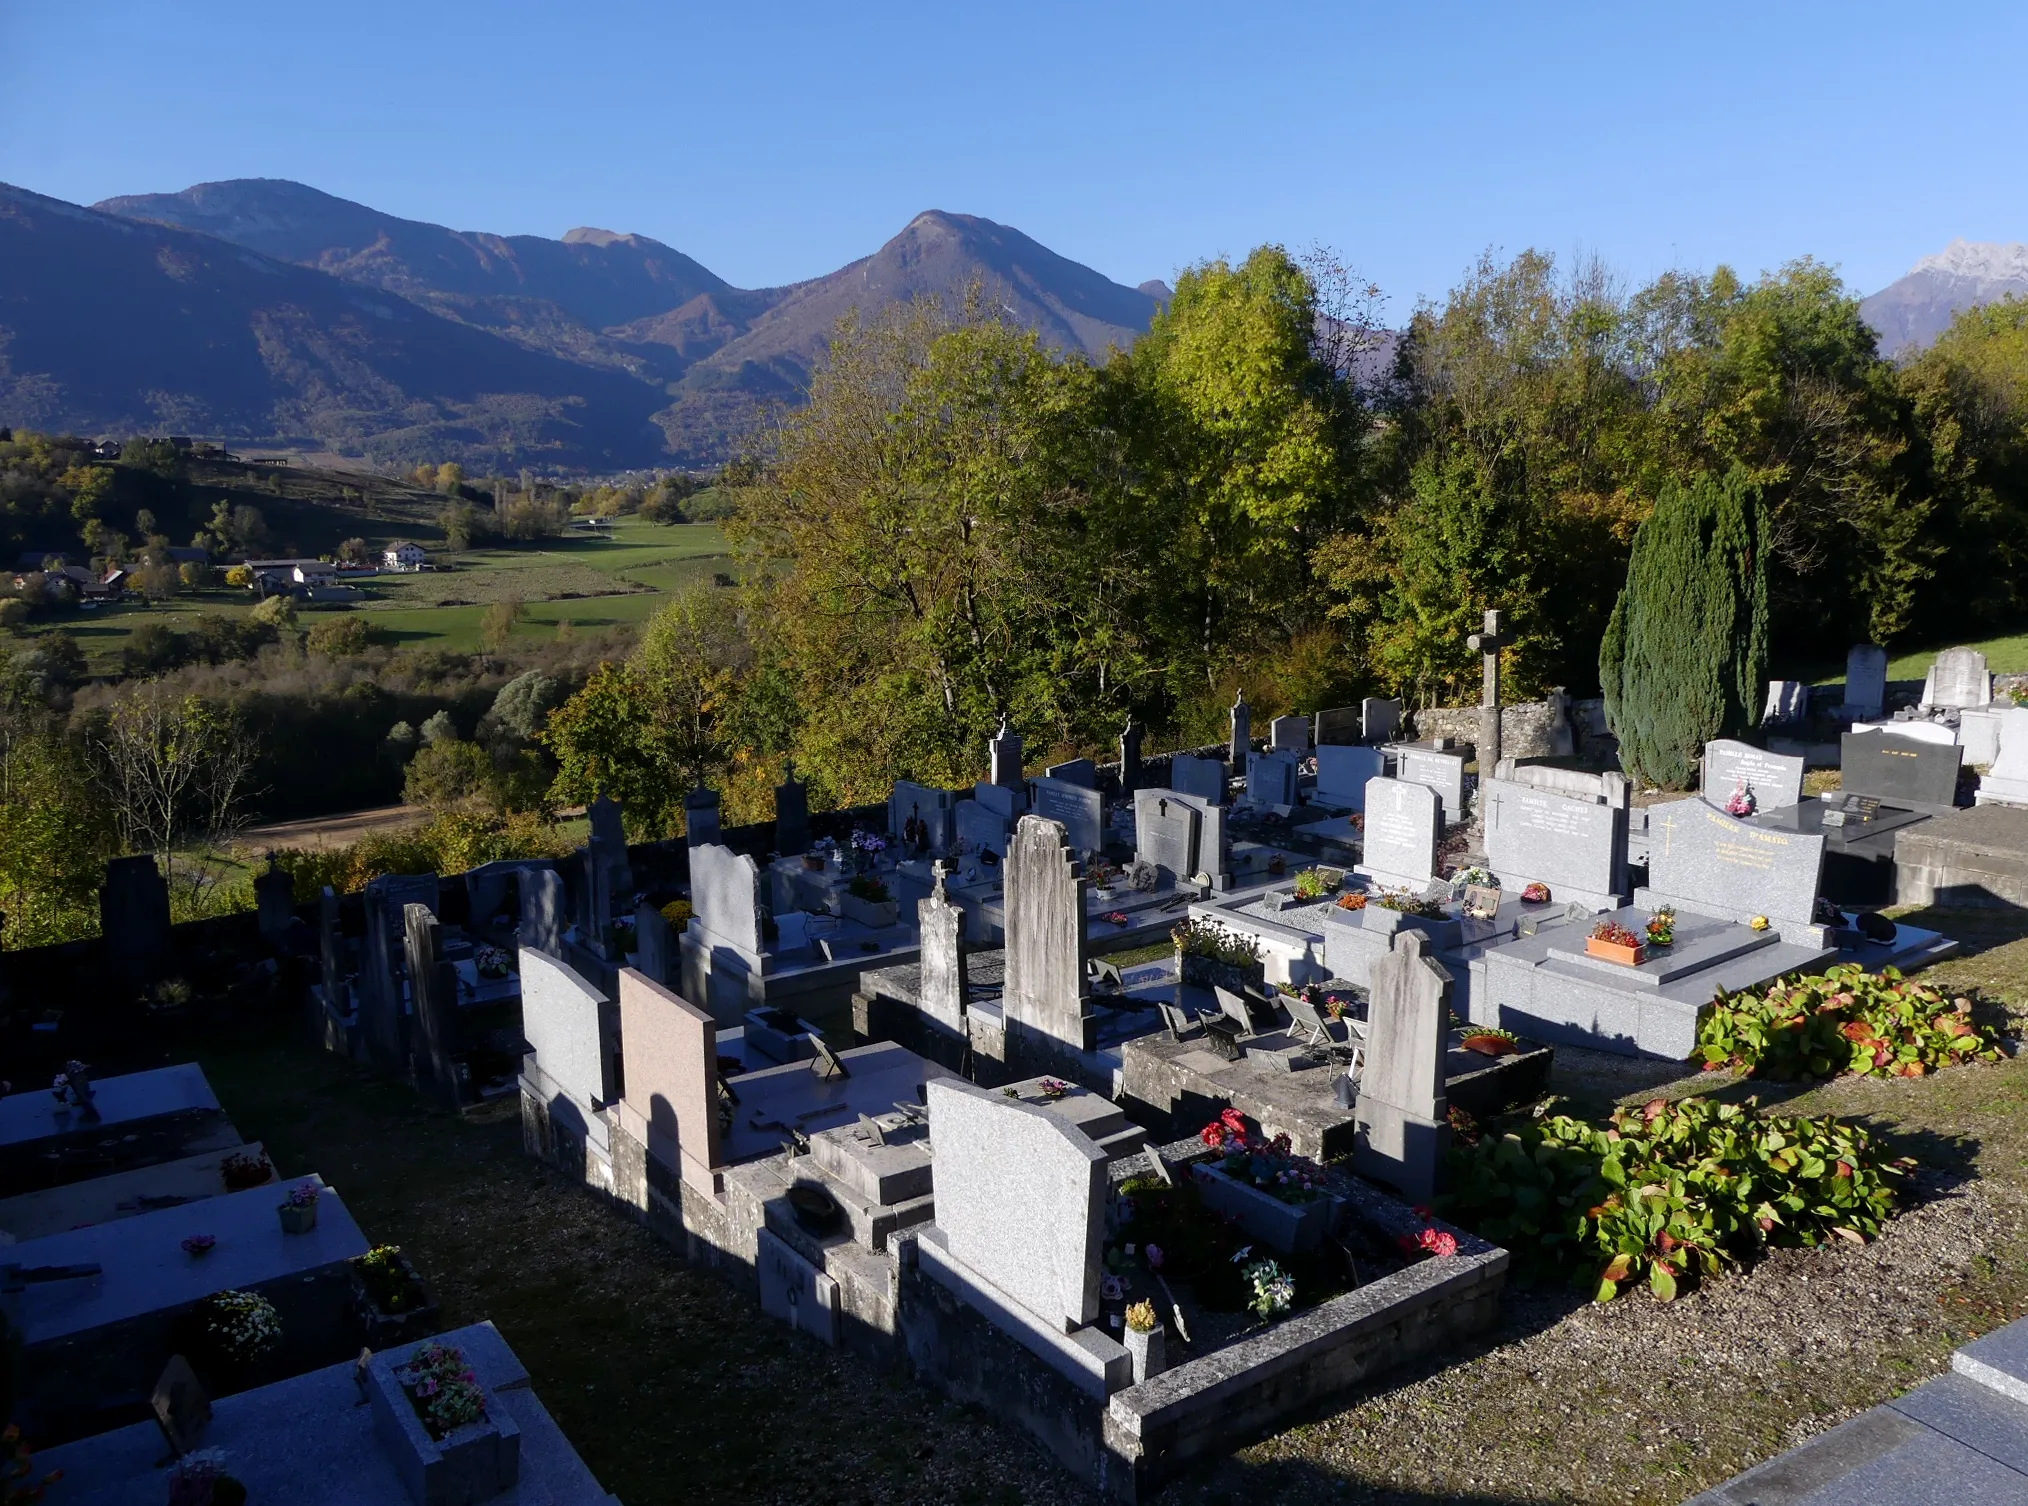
[1599,467,1769,789]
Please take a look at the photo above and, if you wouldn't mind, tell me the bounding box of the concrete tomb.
[616,967,722,1196]
[1169,753,1226,804]
[1923,646,1992,710]
[1030,774,1104,856]
[1356,778,1442,891]
[1362,696,1403,744]
[1268,713,1310,753]
[1845,643,1888,719]
[1245,750,1299,808]
[890,779,958,858]
[1314,745,1385,811]
[1354,930,1450,1203]
[1843,730,1964,814]
[1483,764,1630,911]
[1002,814,1095,1056]
[1701,739,1806,814]
[1391,744,1468,826]
[923,1077,1107,1331]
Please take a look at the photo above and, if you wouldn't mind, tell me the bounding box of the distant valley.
[0,178,1162,470]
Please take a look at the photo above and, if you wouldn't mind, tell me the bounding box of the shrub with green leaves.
[1441,1095,1908,1303]
[1696,965,2004,1081]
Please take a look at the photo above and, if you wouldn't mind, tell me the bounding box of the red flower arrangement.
[1589,920,1643,948]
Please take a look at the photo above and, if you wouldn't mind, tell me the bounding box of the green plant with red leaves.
[1589,919,1643,947]
[1695,965,2006,1081]
[1441,1094,1907,1303]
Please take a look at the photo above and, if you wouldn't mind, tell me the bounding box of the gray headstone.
[520,869,565,957]
[465,860,552,929]
[682,786,721,848]
[1643,797,1825,930]
[1482,776,1628,910]
[99,854,171,964]
[1229,689,1252,771]
[1314,744,1385,810]
[589,793,627,855]
[1361,697,1403,744]
[1169,753,1225,805]
[1356,778,1441,889]
[917,863,969,1035]
[1030,776,1103,857]
[1002,814,1093,1052]
[1353,930,1450,1202]
[954,799,1009,862]
[975,779,1018,818]
[1392,745,1467,826]
[1958,706,2007,768]
[889,780,956,857]
[1762,680,1809,726]
[1845,644,1888,718]
[318,885,343,999]
[1245,750,1298,807]
[1268,714,1309,754]
[775,762,810,855]
[1313,706,1360,746]
[990,715,1025,790]
[519,947,616,1108]
[1842,731,1964,811]
[575,844,613,958]
[1118,719,1145,795]
[690,842,764,955]
[1133,789,1200,883]
[1701,739,1806,813]
[634,902,673,984]
[357,883,405,1071]
[1165,789,1228,884]
[1044,757,1098,789]
[1923,647,1992,710]
[403,903,460,1101]
[255,857,295,942]
[926,1077,1107,1330]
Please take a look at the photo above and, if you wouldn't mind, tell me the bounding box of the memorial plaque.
[1701,739,1806,814]
[151,1355,211,1456]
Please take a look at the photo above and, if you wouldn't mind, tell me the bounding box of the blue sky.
[4,2,2022,315]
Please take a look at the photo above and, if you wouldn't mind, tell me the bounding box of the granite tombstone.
[1701,739,1807,814]
[1845,644,1888,719]
[1314,745,1385,810]
[1356,778,1441,890]
[1842,731,1964,813]
[1030,775,1103,857]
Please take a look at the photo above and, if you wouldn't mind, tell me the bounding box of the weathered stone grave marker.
[1354,930,1450,1202]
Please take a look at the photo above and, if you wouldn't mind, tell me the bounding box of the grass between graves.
[196,907,2028,1505]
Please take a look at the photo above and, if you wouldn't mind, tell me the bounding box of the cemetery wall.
[1410,696,1612,763]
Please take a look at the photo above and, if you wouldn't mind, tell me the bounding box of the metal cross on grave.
[1465,608,1508,780]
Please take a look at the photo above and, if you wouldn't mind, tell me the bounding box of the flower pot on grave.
[1584,936,1646,968]
[839,893,900,929]
[278,1200,319,1235]
[367,1349,521,1506]
[1124,1322,1165,1383]
[802,854,825,871]
[1190,1162,1337,1255]
[351,1250,442,1350]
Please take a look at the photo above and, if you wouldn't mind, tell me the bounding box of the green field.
[29,519,734,667]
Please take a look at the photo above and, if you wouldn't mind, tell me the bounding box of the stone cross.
[1119,716,1144,796]
[1229,689,1251,775]
[1465,608,1508,794]
[916,860,969,1036]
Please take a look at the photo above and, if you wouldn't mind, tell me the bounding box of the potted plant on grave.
[1586,919,1647,967]
[218,1151,273,1192]
[165,1446,247,1506]
[1190,1109,1337,1254]
[192,1289,282,1388]
[368,1339,520,1502]
[1170,919,1265,993]
[848,828,887,875]
[473,944,512,980]
[1291,867,1339,901]
[840,873,899,929]
[351,1244,441,1348]
[1645,907,1677,948]
[1122,1298,1165,1381]
[277,1181,321,1234]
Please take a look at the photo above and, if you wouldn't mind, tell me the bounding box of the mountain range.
[0,178,1165,470]
[1858,240,2028,358]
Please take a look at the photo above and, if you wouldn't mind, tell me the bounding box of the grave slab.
[0,1141,266,1242]
[1897,804,2028,908]
[1640,797,1826,937]
[0,1063,239,1199]
[1842,730,1964,814]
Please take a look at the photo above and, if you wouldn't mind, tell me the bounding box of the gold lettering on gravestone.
[1713,839,1777,871]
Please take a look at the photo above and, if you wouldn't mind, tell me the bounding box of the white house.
[383,542,427,573]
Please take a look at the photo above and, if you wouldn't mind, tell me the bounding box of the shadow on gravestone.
[1003,814,1094,1057]
[775,760,810,855]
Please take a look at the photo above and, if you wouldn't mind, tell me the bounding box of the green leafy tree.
[479,596,524,650]
[486,669,562,745]
[1599,468,1769,789]
[305,614,373,657]
[0,723,117,947]
[542,661,694,836]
